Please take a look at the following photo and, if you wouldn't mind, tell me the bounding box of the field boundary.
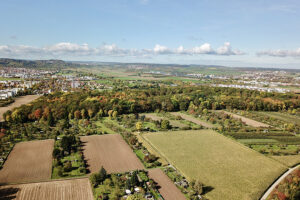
[0,143,15,169]
[260,164,300,200]
[143,132,190,179]
[0,176,90,186]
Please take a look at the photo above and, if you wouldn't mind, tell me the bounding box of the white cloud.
[0,42,244,58]
[153,44,171,54]
[216,42,244,56]
[257,48,300,57]
[192,43,214,54]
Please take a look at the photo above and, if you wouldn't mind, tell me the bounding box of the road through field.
[260,164,300,200]
[0,95,40,121]
[81,134,144,173]
[0,178,93,200]
[0,139,54,184]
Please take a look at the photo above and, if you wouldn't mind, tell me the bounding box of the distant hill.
[1,58,299,73]
[0,58,69,69]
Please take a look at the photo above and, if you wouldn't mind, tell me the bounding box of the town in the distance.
[0,58,299,200]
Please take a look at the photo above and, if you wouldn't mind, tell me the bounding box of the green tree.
[161,120,171,130]
[98,166,107,183]
[81,109,87,119]
[136,122,143,131]
[47,112,54,126]
[112,111,118,119]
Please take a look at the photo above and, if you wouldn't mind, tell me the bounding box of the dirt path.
[170,112,215,128]
[220,111,270,128]
[260,164,300,200]
[0,95,40,121]
[148,168,186,200]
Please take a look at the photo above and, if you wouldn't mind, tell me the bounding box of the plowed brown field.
[148,168,186,200]
[0,139,54,184]
[0,178,93,200]
[81,134,144,173]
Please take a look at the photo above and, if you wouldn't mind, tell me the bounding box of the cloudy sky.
[1,0,300,68]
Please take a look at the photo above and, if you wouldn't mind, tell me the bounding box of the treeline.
[2,86,300,125]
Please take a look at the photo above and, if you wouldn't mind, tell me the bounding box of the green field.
[271,155,300,167]
[144,130,286,200]
[257,111,300,125]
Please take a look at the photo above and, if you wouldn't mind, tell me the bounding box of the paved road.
[260,164,300,200]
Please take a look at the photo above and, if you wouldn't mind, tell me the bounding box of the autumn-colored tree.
[112,111,118,119]
[74,110,81,119]
[81,109,87,119]
[34,108,42,119]
[136,122,143,131]
[43,107,50,119]
[108,110,113,118]
[88,109,94,119]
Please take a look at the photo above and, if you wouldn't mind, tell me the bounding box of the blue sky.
[0,0,300,68]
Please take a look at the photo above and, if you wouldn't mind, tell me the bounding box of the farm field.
[0,178,93,200]
[220,111,270,127]
[271,155,300,167]
[132,132,168,166]
[256,111,300,125]
[0,139,54,184]
[81,134,144,174]
[144,130,286,200]
[0,95,40,121]
[148,168,186,200]
[143,113,187,128]
[170,112,215,128]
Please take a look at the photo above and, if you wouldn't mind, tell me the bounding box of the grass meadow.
[144,130,286,200]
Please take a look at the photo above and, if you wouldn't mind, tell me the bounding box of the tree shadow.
[0,187,20,200]
[202,186,214,195]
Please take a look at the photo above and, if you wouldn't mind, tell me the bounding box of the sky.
[0,0,300,68]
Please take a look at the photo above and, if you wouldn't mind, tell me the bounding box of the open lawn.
[0,178,93,200]
[0,139,54,184]
[170,112,215,128]
[144,130,286,200]
[81,134,144,174]
[144,113,188,128]
[221,111,271,128]
[148,168,186,200]
[0,95,40,121]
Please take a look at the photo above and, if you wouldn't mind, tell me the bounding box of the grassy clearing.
[94,121,116,134]
[271,155,300,167]
[52,152,86,179]
[144,130,286,200]
[257,112,300,125]
[144,113,189,129]
[170,112,217,128]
